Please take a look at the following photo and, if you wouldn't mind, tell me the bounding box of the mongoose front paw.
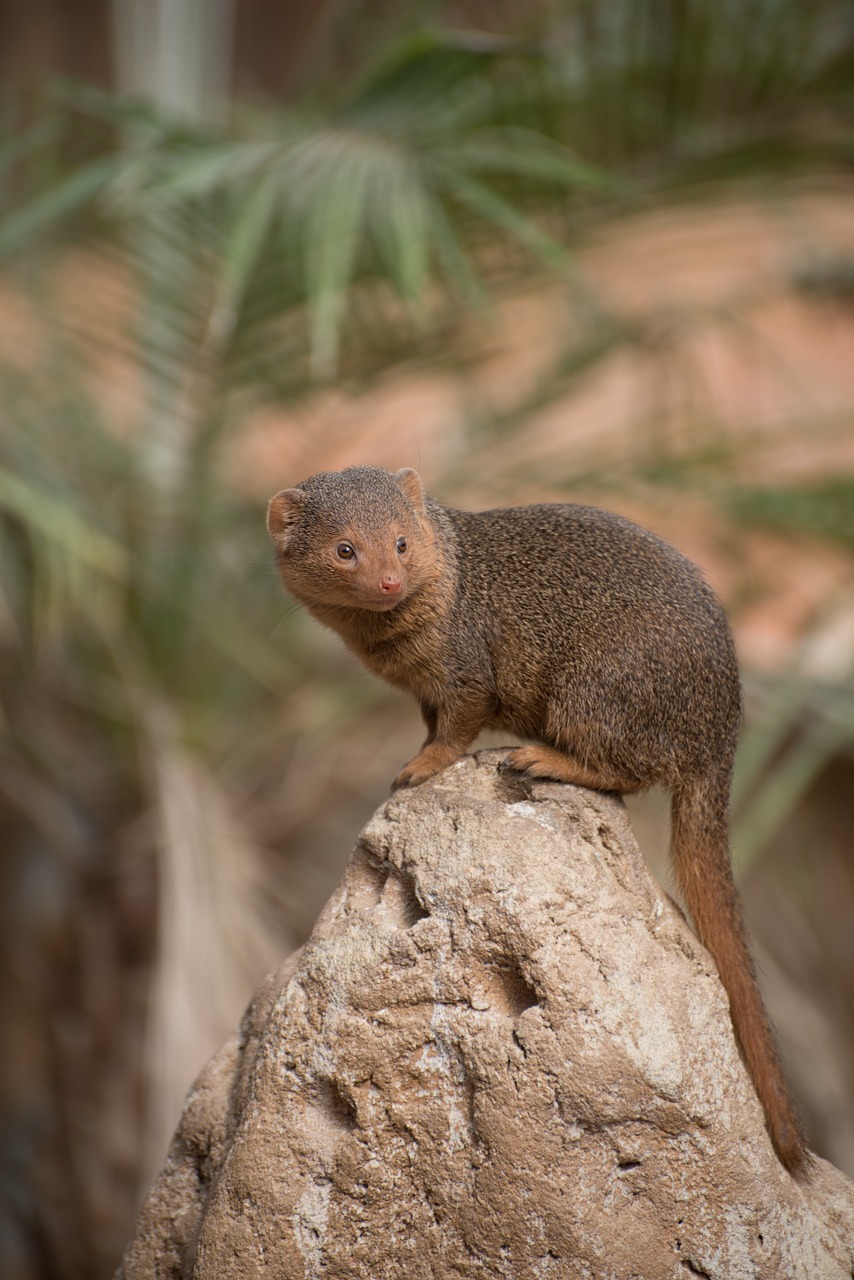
[391,764,429,790]
[392,745,463,790]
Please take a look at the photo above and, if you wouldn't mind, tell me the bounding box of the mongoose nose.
[380,577,402,595]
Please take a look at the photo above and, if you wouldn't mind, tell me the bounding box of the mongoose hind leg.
[502,744,644,795]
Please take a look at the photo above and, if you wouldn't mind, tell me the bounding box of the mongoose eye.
[336,543,355,561]
[396,537,407,554]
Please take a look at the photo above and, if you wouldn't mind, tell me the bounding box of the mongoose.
[267,464,809,1177]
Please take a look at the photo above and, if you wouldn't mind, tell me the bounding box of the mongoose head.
[267,466,436,613]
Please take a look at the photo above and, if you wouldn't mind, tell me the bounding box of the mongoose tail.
[670,775,810,1177]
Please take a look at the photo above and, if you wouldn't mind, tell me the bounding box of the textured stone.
[118,750,854,1279]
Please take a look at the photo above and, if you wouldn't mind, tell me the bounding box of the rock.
[118,750,854,1280]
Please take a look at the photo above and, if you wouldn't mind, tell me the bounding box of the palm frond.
[0,154,123,257]
[735,676,854,873]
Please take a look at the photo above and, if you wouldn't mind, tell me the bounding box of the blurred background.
[1,1,853,1275]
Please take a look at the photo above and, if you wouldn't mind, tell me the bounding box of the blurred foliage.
[735,674,854,872]
[727,475,854,872]
[793,253,854,305]
[1,3,854,1277]
[728,478,854,549]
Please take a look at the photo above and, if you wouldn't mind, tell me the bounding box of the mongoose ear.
[395,467,426,513]
[266,488,305,545]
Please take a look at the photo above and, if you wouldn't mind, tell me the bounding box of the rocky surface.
[118,750,854,1279]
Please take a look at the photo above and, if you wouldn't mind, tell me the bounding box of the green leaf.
[0,116,61,185]
[456,128,610,189]
[348,28,522,122]
[365,145,431,311]
[290,138,374,377]
[439,165,572,270]
[422,194,485,309]
[727,480,854,550]
[206,172,279,349]
[0,466,128,579]
[0,153,122,256]
[734,713,850,875]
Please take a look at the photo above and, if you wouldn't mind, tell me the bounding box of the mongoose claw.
[393,744,463,790]
[391,763,427,790]
[497,755,522,775]
[500,746,547,777]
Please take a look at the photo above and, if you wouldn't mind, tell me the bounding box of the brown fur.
[267,464,810,1176]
